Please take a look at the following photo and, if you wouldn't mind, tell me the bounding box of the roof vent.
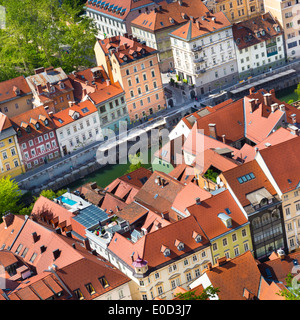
[52,249,61,260]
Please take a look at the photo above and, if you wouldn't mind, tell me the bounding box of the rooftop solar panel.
[73,205,108,228]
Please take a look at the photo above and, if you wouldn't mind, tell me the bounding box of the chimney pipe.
[32,232,38,243]
[249,98,256,113]
[222,134,226,144]
[3,213,14,229]
[291,113,297,124]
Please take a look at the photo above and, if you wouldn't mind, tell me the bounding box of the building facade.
[0,76,33,118]
[170,12,238,96]
[95,35,166,121]
[232,12,286,79]
[85,0,157,39]
[11,106,61,171]
[52,100,101,156]
[0,113,24,178]
[264,0,300,60]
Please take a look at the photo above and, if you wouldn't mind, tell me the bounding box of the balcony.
[194,57,204,63]
[192,46,202,52]
[196,68,206,74]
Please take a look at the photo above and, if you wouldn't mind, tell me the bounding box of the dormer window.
[44,119,49,126]
[161,245,170,257]
[175,239,184,251]
[218,213,232,228]
[35,122,40,130]
[50,86,55,93]
[192,231,202,243]
[59,82,65,89]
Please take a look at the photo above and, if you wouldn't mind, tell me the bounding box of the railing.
[192,46,202,52]
[194,57,204,63]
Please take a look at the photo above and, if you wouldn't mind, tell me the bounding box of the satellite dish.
[220,181,224,187]
[216,176,221,184]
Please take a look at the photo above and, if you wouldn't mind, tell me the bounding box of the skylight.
[81,107,89,113]
[237,172,255,184]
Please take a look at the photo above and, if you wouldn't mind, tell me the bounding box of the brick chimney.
[249,87,255,95]
[263,93,272,106]
[291,113,297,124]
[217,256,227,267]
[209,123,217,139]
[249,98,256,113]
[36,84,43,94]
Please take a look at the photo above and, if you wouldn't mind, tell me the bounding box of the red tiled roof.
[187,189,248,240]
[108,215,209,269]
[232,12,283,50]
[258,136,300,193]
[204,251,262,300]
[171,11,231,40]
[0,112,13,132]
[98,35,157,65]
[86,0,155,20]
[221,160,277,207]
[0,76,32,104]
[131,0,209,32]
[52,100,98,128]
[10,105,56,142]
[88,81,124,105]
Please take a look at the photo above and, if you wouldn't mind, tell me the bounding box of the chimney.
[209,123,217,139]
[196,197,201,205]
[66,231,72,238]
[45,66,54,74]
[277,249,285,260]
[263,93,272,106]
[34,67,45,74]
[155,176,162,185]
[291,113,297,124]
[131,252,135,262]
[206,262,212,271]
[3,213,14,229]
[196,20,201,30]
[212,16,216,23]
[279,104,285,112]
[32,232,38,243]
[36,84,43,94]
[106,79,111,86]
[249,98,256,113]
[222,134,226,144]
[178,0,183,5]
[83,238,91,251]
[72,243,76,249]
[249,87,255,95]
[55,228,62,235]
[217,256,227,267]
[271,103,278,113]
[206,11,210,17]
[161,211,169,220]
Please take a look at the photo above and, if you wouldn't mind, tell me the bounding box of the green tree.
[127,152,144,173]
[175,286,220,300]
[295,83,300,101]
[278,273,300,300]
[0,175,22,217]
[0,0,97,81]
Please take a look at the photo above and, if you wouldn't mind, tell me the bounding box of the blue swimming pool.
[57,196,77,206]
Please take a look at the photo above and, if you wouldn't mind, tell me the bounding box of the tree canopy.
[0,0,97,81]
[175,286,220,300]
[0,175,22,217]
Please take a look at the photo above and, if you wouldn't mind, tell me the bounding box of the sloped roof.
[170,11,231,41]
[187,189,248,240]
[86,0,155,21]
[258,136,300,193]
[232,12,283,50]
[108,215,209,269]
[0,76,32,104]
[204,251,262,300]
[221,160,277,207]
[131,0,208,32]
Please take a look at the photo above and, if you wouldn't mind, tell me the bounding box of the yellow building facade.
[0,114,24,179]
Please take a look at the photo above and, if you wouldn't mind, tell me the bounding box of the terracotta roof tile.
[0,76,32,104]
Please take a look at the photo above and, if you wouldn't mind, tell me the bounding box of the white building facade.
[170,14,238,96]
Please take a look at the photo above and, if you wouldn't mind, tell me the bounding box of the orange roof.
[204,251,262,300]
[232,12,283,50]
[172,182,212,214]
[183,124,239,156]
[98,35,157,65]
[0,112,13,132]
[0,76,32,104]
[131,0,209,32]
[221,160,277,207]
[0,214,26,251]
[52,100,98,128]
[86,0,155,20]
[108,215,209,269]
[171,11,231,40]
[258,136,300,193]
[187,189,248,240]
[193,148,239,174]
[233,127,297,163]
[10,105,56,142]
[88,81,124,105]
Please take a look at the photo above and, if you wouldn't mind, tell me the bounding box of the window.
[223,238,228,246]
[74,289,84,300]
[213,243,218,251]
[296,203,300,212]
[244,242,249,252]
[186,272,192,282]
[15,244,23,255]
[157,286,163,295]
[99,276,109,288]
[242,229,247,237]
[29,252,37,263]
[232,233,237,242]
[21,247,28,258]
[154,272,160,279]
[286,207,291,216]
[234,247,240,256]
[85,283,95,295]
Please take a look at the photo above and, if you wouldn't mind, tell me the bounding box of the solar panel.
[73,205,108,228]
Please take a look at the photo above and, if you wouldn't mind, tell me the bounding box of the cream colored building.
[264,0,300,60]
